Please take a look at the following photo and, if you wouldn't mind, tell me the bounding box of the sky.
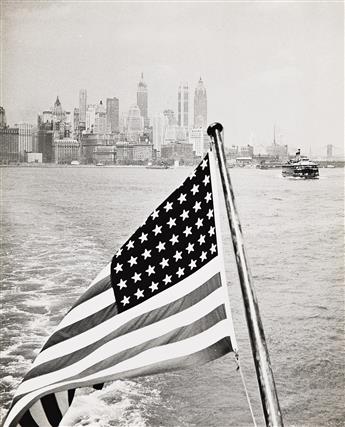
[1,1,344,155]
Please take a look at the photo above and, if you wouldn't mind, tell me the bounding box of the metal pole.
[207,122,284,427]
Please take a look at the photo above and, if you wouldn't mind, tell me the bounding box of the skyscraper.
[137,73,149,128]
[127,104,143,141]
[178,83,189,132]
[79,89,87,129]
[106,97,119,133]
[193,77,207,128]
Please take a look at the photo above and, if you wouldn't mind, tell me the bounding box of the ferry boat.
[282,149,319,179]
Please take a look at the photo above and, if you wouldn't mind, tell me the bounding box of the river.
[1,165,344,426]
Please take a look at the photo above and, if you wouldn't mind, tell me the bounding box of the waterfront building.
[127,104,143,142]
[161,141,194,164]
[79,89,87,129]
[14,123,33,161]
[178,83,189,133]
[266,141,288,161]
[239,144,254,158]
[26,152,42,163]
[194,77,207,128]
[116,141,153,164]
[137,73,149,128]
[163,123,186,145]
[106,97,119,133]
[53,138,80,164]
[37,123,54,163]
[0,127,19,164]
[81,133,118,164]
[152,113,168,156]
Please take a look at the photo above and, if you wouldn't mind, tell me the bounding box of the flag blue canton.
[111,154,218,312]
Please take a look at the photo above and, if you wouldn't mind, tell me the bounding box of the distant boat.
[71,160,80,165]
[146,162,170,169]
[326,164,335,168]
[96,162,105,166]
[282,149,319,179]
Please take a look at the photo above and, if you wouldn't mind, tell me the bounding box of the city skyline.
[2,2,343,155]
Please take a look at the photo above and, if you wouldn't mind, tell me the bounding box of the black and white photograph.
[1,1,344,426]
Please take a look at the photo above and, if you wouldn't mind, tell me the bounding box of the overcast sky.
[1,1,344,155]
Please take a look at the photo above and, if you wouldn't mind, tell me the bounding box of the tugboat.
[282,149,319,179]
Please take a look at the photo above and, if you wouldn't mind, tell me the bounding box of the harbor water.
[1,165,344,426]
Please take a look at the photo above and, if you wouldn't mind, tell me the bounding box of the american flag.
[4,150,238,427]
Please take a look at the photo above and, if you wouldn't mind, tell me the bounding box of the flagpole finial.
[207,122,223,137]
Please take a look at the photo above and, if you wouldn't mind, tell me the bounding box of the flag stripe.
[16,285,227,396]
[69,274,112,310]
[6,321,231,427]
[31,257,222,369]
[18,410,39,427]
[57,254,221,332]
[37,270,221,365]
[28,400,52,427]
[40,394,62,427]
[54,391,69,417]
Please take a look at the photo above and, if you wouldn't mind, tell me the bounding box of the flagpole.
[207,122,284,427]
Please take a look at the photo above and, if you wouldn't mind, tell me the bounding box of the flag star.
[153,224,162,235]
[176,267,185,278]
[198,234,206,245]
[114,263,123,273]
[205,192,212,203]
[150,281,159,292]
[146,265,155,276]
[121,295,130,306]
[170,234,179,245]
[189,259,197,270]
[126,240,134,250]
[173,250,182,262]
[203,175,210,186]
[132,272,141,283]
[135,288,144,299]
[186,243,195,254]
[201,159,208,170]
[208,226,215,236]
[156,241,166,252]
[180,210,189,221]
[178,193,187,204]
[142,249,151,259]
[164,201,173,212]
[210,243,217,254]
[200,251,208,262]
[128,256,137,267]
[207,209,214,220]
[183,226,192,237]
[191,184,199,195]
[195,218,204,229]
[151,210,159,219]
[115,248,122,258]
[163,274,172,285]
[193,201,201,212]
[139,232,148,243]
[160,258,169,269]
[189,170,196,180]
[167,217,176,228]
[117,279,127,289]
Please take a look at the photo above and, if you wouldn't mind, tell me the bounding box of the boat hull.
[282,165,319,179]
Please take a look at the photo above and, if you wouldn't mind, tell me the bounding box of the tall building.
[327,144,333,159]
[0,106,6,128]
[193,77,207,128]
[127,104,143,141]
[73,108,80,134]
[178,83,189,133]
[95,100,107,134]
[79,89,87,129]
[152,113,168,155]
[137,73,149,128]
[14,123,33,161]
[106,97,119,133]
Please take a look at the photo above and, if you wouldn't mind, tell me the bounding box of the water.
[1,165,344,426]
